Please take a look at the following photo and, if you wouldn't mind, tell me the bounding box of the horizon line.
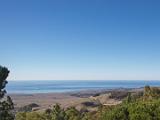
[8,79,160,81]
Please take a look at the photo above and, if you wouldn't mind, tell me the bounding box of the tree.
[126,92,132,103]
[65,107,81,120]
[0,66,14,120]
[44,104,67,120]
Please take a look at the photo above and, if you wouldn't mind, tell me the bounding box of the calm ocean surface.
[6,80,160,94]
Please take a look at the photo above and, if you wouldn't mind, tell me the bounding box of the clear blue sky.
[0,0,160,80]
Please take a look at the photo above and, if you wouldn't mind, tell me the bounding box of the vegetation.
[16,104,82,120]
[101,86,160,120]
[0,66,14,120]
[15,86,160,120]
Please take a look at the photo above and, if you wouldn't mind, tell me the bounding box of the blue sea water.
[6,80,160,94]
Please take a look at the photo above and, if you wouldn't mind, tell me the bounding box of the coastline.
[7,80,160,94]
[10,87,143,112]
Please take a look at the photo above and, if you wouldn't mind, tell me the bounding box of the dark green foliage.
[101,86,160,120]
[43,104,67,120]
[0,66,14,120]
[0,66,9,99]
[50,104,67,120]
[101,99,160,120]
[65,107,81,120]
[16,104,82,120]
[126,92,132,103]
[102,105,129,120]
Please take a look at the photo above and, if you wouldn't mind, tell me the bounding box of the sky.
[0,0,160,80]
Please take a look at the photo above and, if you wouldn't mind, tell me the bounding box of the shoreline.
[8,87,143,94]
[9,87,143,112]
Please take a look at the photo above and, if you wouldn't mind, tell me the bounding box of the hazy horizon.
[1,0,160,80]
[8,79,160,81]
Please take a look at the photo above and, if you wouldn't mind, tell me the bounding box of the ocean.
[6,80,160,94]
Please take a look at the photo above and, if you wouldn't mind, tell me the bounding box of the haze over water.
[7,80,160,94]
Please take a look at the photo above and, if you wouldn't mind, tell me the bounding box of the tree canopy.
[0,66,14,120]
